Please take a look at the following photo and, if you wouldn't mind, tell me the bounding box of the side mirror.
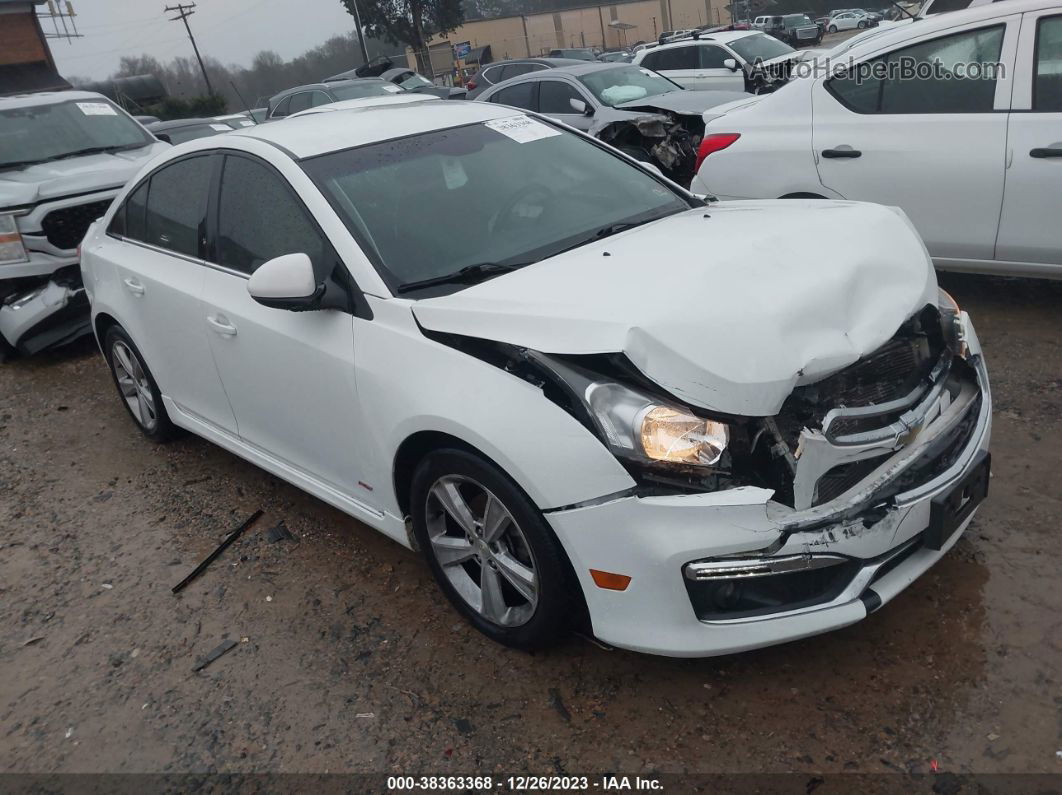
[247,253,323,311]
[569,97,593,116]
[723,58,739,72]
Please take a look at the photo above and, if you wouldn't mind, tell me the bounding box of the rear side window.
[143,155,213,257]
[270,95,292,118]
[827,25,1004,113]
[215,155,326,275]
[1035,15,1062,111]
[482,64,506,84]
[500,63,534,81]
[490,81,536,110]
[288,92,314,114]
[646,46,698,70]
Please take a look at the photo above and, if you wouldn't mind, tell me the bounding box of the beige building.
[408,0,733,78]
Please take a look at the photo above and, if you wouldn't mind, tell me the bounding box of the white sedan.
[827,11,872,31]
[692,0,1062,279]
[81,97,991,657]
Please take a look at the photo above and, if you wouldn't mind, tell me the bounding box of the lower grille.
[40,199,113,251]
[814,454,890,506]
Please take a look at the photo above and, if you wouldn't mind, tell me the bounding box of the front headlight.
[581,378,728,467]
[0,214,29,266]
[937,287,967,357]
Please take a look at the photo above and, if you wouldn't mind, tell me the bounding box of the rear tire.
[103,325,176,442]
[410,448,578,651]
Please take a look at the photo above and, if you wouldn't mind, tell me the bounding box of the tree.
[340,0,463,77]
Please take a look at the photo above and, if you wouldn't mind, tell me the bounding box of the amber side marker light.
[590,569,632,591]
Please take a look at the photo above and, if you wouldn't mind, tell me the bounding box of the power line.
[164,3,214,96]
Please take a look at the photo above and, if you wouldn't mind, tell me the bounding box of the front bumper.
[548,316,991,657]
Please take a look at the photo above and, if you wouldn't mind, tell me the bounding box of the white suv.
[0,91,167,356]
[81,98,991,657]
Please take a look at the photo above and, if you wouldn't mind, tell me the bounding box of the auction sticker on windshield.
[76,102,118,116]
[484,116,561,144]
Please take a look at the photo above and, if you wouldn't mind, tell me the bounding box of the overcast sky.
[49,0,360,80]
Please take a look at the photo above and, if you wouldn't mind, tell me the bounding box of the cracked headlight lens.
[938,287,967,356]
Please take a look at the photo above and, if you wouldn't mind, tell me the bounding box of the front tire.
[828,24,837,32]
[104,325,176,442]
[857,20,867,28]
[410,448,578,650]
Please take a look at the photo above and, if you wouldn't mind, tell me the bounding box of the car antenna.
[229,79,258,124]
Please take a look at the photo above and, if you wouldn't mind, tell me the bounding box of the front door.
[811,20,1016,262]
[995,11,1062,269]
[536,78,595,130]
[200,153,371,502]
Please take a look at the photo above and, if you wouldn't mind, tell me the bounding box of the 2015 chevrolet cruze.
[80,97,991,657]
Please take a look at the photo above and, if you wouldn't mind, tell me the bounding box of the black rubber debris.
[172,510,263,594]
[192,638,239,672]
[548,688,571,722]
[266,520,295,544]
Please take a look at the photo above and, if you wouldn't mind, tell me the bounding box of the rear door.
[994,11,1062,270]
[200,152,371,499]
[811,18,1018,262]
[641,45,702,88]
[105,154,237,433]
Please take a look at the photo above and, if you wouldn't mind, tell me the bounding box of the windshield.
[728,33,795,63]
[302,117,690,295]
[578,66,681,106]
[331,82,401,100]
[0,98,154,170]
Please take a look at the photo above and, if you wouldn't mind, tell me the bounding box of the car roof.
[147,117,231,130]
[647,30,760,50]
[270,78,384,101]
[288,94,437,117]
[837,0,1055,56]
[545,62,639,76]
[0,89,115,110]
[484,57,585,68]
[231,96,525,159]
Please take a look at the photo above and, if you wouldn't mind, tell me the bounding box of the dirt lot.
[1,272,1060,782]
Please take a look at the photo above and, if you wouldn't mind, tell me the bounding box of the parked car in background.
[133,114,160,126]
[633,31,812,93]
[146,117,239,145]
[0,91,168,357]
[464,58,584,99]
[598,49,635,62]
[326,66,467,99]
[692,0,1062,279]
[265,79,402,120]
[80,98,992,657]
[827,10,875,30]
[476,62,749,184]
[548,48,598,61]
[770,14,824,45]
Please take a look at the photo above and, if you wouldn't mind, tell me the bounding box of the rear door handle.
[122,277,145,296]
[206,314,237,337]
[1030,147,1062,158]
[822,148,862,159]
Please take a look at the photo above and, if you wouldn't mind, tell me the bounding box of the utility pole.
[347,0,370,65]
[165,3,214,96]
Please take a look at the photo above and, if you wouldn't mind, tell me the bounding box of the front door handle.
[122,277,145,297]
[207,314,237,337]
[1030,147,1062,158]
[822,147,862,159]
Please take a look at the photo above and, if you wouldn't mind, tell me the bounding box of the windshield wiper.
[51,143,149,160]
[547,211,674,259]
[395,261,527,294]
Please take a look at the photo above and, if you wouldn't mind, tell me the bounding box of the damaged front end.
[0,264,90,358]
[591,112,701,186]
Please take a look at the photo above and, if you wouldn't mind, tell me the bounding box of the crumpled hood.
[0,143,167,209]
[616,89,753,116]
[412,200,937,416]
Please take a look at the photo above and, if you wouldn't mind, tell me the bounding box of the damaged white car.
[81,99,991,657]
[1,91,168,357]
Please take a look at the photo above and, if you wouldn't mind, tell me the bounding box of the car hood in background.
[616,90,754,116]
[0,142,168,208]
[413,200,937,416]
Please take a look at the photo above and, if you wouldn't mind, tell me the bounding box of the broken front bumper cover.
[546,315,991,657]
[0,278,91,355]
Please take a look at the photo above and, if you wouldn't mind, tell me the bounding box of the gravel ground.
[0,272,1059,780]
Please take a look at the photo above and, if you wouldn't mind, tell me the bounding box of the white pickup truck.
[0,90,168,357]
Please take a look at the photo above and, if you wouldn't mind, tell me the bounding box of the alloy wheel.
[424,475,538,627]
[111,340,158,431]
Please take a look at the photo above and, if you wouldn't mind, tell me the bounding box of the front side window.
[578,66,680,106]
[490,82,536,110]
[538,80,587,113]
[0,98,154,171]
[123,181,150,242]
[302,118,691,295]
[143,155,213,257]
[699,45,730,68]
[1035,15,1062,111]
[215,156,326,275]
[827,25,1004,113]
